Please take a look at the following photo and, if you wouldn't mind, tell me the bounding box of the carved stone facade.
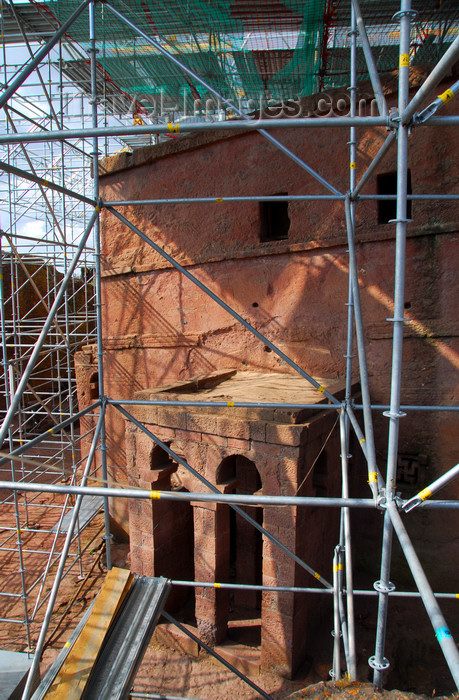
[124,372,347,677]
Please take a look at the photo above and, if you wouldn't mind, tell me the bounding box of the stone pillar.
[128,461,177,577]
[261,504,298,678]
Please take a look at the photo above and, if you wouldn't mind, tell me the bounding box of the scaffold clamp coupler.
[368,655,390,671]
[392,9,418,21]
[374,580,396,594]
[386,315,411,323]
[382,409,407,419]
[403,495,422,512]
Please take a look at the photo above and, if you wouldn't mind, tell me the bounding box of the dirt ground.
[131,640,456,700]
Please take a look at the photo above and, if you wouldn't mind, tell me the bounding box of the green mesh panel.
[46,0,326,112]
[45,0,459,113]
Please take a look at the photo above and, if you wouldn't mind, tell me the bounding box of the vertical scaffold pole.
[341,7,359,678]
[332,545,342,680]
[344,196,381,497]
[371,0,413,687]
[89,0,112,571]
[339,410,356,679]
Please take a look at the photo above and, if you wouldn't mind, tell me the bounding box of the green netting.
[45,0,459,115]
[46,0,326,113]
[322,0,459,90]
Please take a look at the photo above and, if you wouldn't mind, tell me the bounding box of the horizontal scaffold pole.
[103,194,459,206]
[104,194,345,205]
[107,399,338,409]
[0,480,376,507]
[108,399,459,412]
[0,116,456,147]
[0,479,457,509]
[0,401,100,468]
[171,580,459,599]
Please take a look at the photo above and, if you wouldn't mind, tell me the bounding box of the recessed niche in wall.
[377,169,412,224]
[89,372,99,401]
[260,194,290,241]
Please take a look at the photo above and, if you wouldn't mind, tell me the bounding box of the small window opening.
[89,372,99,401]
[260,195,290,241]
[377,170,412,224]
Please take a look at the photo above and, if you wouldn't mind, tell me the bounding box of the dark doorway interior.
[216,455,263,646]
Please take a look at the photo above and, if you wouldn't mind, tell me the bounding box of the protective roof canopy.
[22,1,459,115]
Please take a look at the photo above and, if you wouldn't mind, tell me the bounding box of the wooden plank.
[45,567,133,700]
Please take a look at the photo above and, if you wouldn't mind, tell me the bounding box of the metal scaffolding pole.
[372,0,414,686]
[0,478,377,509]
[340,10,358,676]
[89,0,111,571]
[402,35,459,125]
[344,197,382,497]
[3,115,458,146]
[403,463,459,512]
[350,0,389,117]
[162,611,273,700]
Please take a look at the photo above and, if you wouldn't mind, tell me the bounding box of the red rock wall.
[75,80,459,542]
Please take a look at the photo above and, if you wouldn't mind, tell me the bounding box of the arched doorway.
[216,455,262,645]
[149,446,195,617]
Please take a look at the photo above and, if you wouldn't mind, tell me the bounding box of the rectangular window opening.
[377,170,412,224]
[260,195,290,241]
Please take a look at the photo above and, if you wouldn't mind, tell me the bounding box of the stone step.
[213,642,261,678]
[153,622,200,658]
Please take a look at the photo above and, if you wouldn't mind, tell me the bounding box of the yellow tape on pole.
[438,89,454,104]
[399,53,410,67]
